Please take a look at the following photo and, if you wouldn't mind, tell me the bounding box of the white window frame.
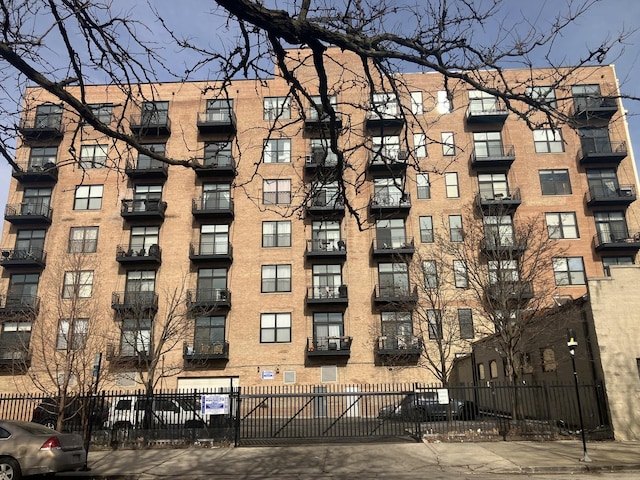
[74,185,103,210]
[445,172,459,198]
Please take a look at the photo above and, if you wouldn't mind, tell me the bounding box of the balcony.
[186,288,231,313]
[306,336,352,358]
[475,188,521,213]
[0,294,40,316]
[304,149,339,176]
[189,242,233,264]
[481,238,526,258]
[304,108,343,132]
[578,141,627,165]
[470,145,515,170]
[306,195,345,218]
[115,244,162,267]
[4,203,53,226]
[120,199,167,222]
[586,185,636,207]
[486,281,534,302]
[192,197,234,220]
[197,110,237,134]
[593,231,640,252]
[18,114,63,141]
[368,151,408,175]
[129,113,171,137]
[106,343,151,366]
[305,285,348,307]
[375,335,422,363]
[12,161,58,184]
[369,193,411,217]
[365,111,405,131]
[193,156,236,179]
[111,291,159,314]
[125,158,168,181]
[183,341,229,362]
[371,237,415,258]
[305,239,347,260]
[0,248,46,269]
[0,342,31,368]
[572,96,618,121]
[466,100,508,125]
[373,285,418,308]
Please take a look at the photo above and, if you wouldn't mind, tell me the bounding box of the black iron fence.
[0,382,611,448]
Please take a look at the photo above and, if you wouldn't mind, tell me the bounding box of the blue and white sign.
[201,394,230,415]
[261,370,275,380]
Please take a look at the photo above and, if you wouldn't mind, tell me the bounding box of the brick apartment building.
[1,48,639,392]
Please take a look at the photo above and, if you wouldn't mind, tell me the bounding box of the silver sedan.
[0,420,86,479]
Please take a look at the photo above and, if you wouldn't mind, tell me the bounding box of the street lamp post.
[567,329,591,463]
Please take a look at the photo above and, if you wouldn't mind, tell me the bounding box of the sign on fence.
[201,394,230,415]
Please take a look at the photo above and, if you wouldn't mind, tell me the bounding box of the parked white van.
[105,395,206,430]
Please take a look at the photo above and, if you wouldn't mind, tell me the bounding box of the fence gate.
[237,384,420,445]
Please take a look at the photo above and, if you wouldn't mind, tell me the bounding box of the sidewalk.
[72,440,640,479]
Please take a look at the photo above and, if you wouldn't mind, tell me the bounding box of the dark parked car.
[31,396,111,432]
[378,391,477,421]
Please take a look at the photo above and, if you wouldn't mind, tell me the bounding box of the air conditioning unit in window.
[619,187,633,197]
[397,151,408,161]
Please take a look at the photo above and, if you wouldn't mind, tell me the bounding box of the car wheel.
[0,456,22,480]
[42,418,57,430]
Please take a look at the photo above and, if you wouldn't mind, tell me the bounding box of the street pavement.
[60,439,640,479]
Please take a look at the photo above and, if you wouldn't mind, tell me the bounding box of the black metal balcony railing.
[304,108,343,131]
[12,160,59,183]
[475,188,522,212]
[106,343,151,363]
[486,281,534,301]
[0,248,47,268]
[0,341,31,367]
[585,185,636,207]
[116,244,162,266]
[306,336,352,356]
[572,96,618,120]
[186,288,231,311]
[111,291,159,312]
[370,193,412,216]
[197,110,237,134]
[306,195,345,217]
[194,155,236,178]
[18,114,63,140]
[120,199,167,222]
[365,108,405,131]
[368,151,409,174]
[183,341,230,361]
[375,335,423,356]
[593,230,640,251]
[305,285,348,305]
[481,238,526,257]
[373,285,419,306]
[189,242,233,263]
[192,197,234,218]
[305,238,347,260]
[470,144,515,169]
[466,99,509,124]
[578,140,627,165]
[129,113,171,136]
[4,203,53,225]
[372,236,415,257]
[125,158,169,180]
[0,294,40,314]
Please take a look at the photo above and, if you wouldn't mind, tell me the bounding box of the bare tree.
[0,1,635,226]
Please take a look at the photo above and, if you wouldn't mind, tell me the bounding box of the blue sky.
[2,0,640,237]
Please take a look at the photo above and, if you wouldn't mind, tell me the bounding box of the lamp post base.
[579,453,592,463]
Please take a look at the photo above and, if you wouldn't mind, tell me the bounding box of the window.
[488,260,519,284]
[310,138,338,166]
[489,360,499,378]
[136,143,165,170]
[378,262,409,297]
[74,185,103,210]
[477,363,486,380]
[6,273,39,307]
[0,321,32,359]
[478,172,509,200]
[199,224,229,255]
[445,172,459,198]
[602,256,634,276]
[579,127,612,154]
[263,96,291,120]
[196,268,228,302]
[131,184,163,213]
[413,134,427,158]
[484,215,514,247]
[533,129,564,153]
[264,139,291,163]
[263,179,291,205]
[442,132,455,156]
[410,91,423,114]
[311,181,340,208]
[572,84,604,112]
[29,146,57,169]
[312,264,343,298]
[419,216,433,243]
[371,135,400,162]
[203,183,231,210]
[586,168,619,199]
[204,142,232,167]
[427,309,443,339]
[552,257,586,285]
[539,169,571,195]
[262,265,291,293]
[68,226,98,253]
[373,178,404,206]
[140,101,169,125]
[437,90,452,114]
[540,347,557,372]
[120,318,151,356]
[62,270,94,298]
[449,215,463,242]
[22,187,51,215]
[375,218,407,249]
[526,86,557,108]
[458,309,474,339]
[88,103,113,123]
[422,260,438,288]
[129,226,159,255]
[468,90,499,114]
[453,260,468,288]
[34,103,62,128]
[260,313,291,343]
[313,312,344,349]
[473,132,505,158]
[309,95,337,119]
[595,211,629,242]
[380,311,413,349]
[546,213,578,239]
[14,229,45,258]
[194,316,226,350]
[416,174,430,199]
[204,99,233,122]
[124,270,156,304]
[57,318,88,350]
[370,93,399,118]
[311,220,341,251]
[80,144,107,169]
